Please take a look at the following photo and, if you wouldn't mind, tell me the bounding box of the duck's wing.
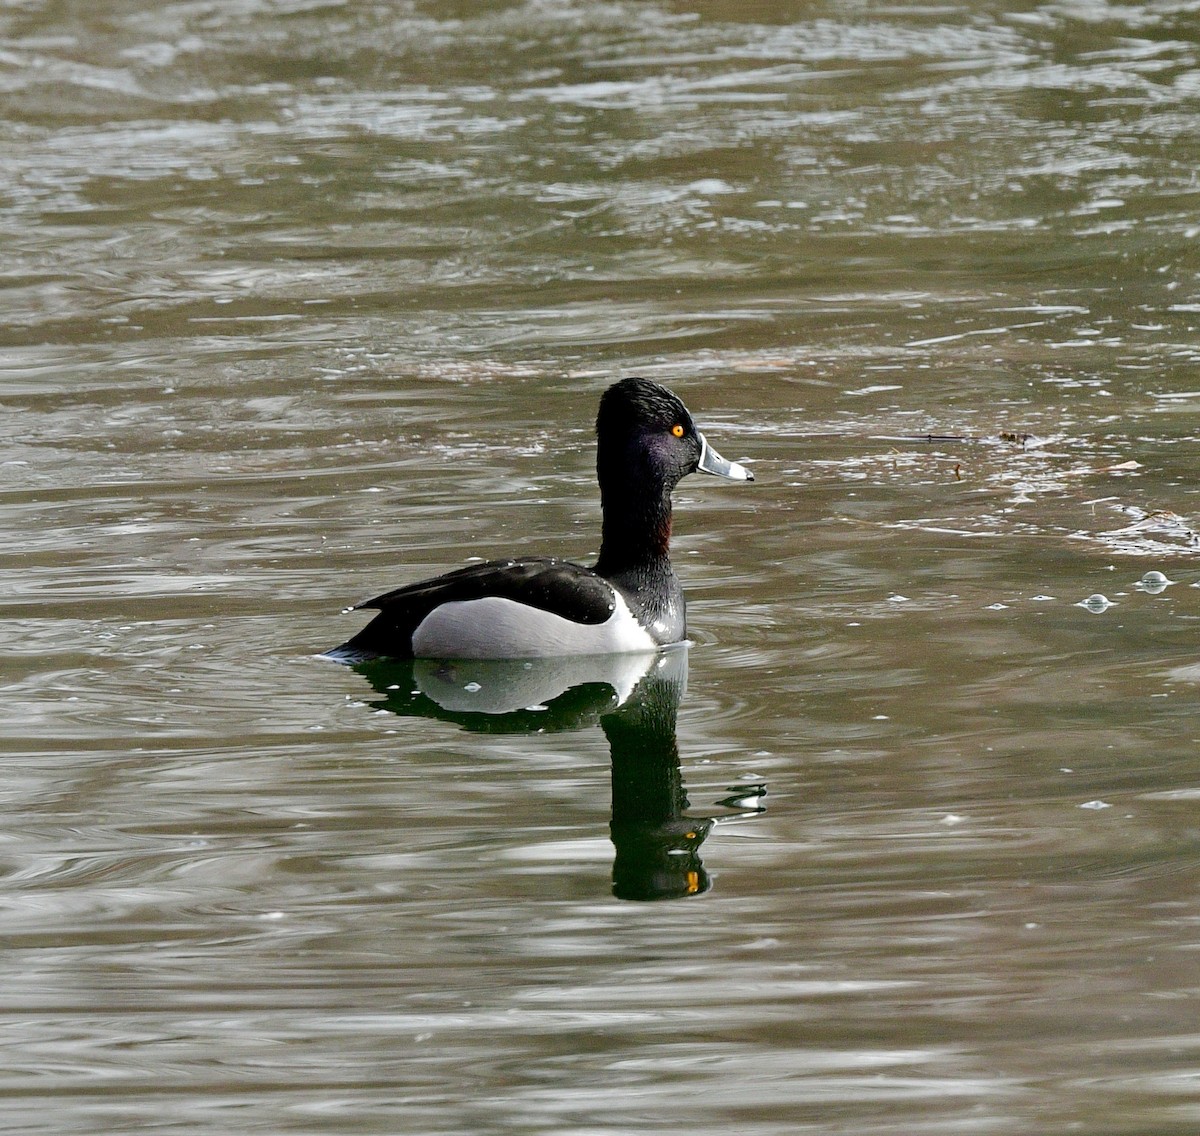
[327,557,616,661]
[356,557,615,622]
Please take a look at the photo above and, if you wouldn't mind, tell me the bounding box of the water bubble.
[1135,570,1172,594]
[463,681,482,693]
[1079,799,1112,810]
[1078,593,1115,612]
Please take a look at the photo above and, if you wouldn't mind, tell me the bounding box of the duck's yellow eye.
[671,423,685,438]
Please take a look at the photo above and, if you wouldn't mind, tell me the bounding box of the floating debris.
[1098,507,1200,555]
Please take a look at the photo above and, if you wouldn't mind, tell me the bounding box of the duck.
[328,376,753,661]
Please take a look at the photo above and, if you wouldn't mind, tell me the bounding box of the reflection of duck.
[351,646,766,900]
[356,650,662,732]
[328,378,752,662]
[603,651,713,900]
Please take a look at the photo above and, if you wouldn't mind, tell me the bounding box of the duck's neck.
[594,482,674,583]
[594,476,686,644]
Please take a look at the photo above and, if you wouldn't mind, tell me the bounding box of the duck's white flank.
[410,590,657,659]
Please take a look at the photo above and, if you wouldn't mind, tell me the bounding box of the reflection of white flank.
[413,650,667,716]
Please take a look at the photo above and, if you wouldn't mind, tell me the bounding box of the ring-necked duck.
[328,376,753,660]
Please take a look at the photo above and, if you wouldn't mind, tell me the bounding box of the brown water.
[5,1,1200,1132]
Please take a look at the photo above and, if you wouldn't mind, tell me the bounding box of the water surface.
[4,1,1200,1133]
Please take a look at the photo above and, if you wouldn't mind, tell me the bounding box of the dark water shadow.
[352,647,766,901]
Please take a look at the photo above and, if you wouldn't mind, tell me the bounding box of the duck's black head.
[596,377,753,493]
[596,377,703,496]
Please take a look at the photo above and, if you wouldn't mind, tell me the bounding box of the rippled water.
[5,1,1200,1133]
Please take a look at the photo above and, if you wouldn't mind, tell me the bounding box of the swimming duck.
[329,376,753,660]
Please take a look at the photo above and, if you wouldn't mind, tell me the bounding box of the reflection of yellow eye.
[671,423,685,438]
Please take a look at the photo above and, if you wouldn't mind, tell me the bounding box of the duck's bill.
[697,433,754,481]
